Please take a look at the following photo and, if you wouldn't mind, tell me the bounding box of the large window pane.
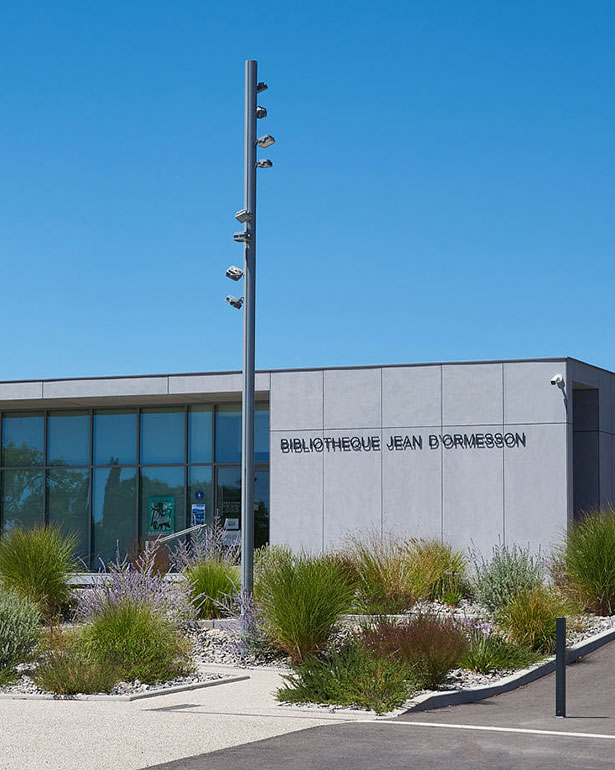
[48,411,90,466]
[188,406,212,464]
[215,466,241,545]
[47,468,90,562]
[215,404,269,463]
[140,408,184,465]
[94,410,137,466]
[1,469,44,530]
[254,470,270,549]
[2,413,44,467]
[140,466,185,536]
[93,467,136,567]
[188,466,212,526]
[255,406,270,463]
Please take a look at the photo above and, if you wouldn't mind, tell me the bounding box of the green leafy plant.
[471,542,544,614]
[460,620,542,673]
[497,586,575,653]
[277,641,414,714]
[553,507,615,615]
[0,525,78,619]
[256,550,354,663]
[32,628,121,695]
[362,615,469,689]
[186,559,239,619]
[409,540,468,605]
[80,600,195,683]
[0,589,41,683]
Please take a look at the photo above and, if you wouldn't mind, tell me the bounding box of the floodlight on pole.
[256,134,276,148]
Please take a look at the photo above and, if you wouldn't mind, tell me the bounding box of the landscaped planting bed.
[3,509,615,710]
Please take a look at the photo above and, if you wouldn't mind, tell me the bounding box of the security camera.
[225,266,243,281]
[235,208,252,224]
[256,106,268,119]
[233,232,251,243]
[551,374,564,386]
[225,295,244,310]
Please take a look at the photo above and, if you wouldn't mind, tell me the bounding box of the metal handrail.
[155,523,208,544]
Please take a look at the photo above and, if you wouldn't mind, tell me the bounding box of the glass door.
[215,467,270,548]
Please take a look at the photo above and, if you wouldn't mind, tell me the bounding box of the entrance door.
[215,467,270,548]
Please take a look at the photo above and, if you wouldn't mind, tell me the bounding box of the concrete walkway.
[0,666,361,770]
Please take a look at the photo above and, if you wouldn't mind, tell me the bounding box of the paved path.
[0,667,363,770]
[144,642,615,770]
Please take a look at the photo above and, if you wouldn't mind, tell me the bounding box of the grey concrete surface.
[143,642,615,770]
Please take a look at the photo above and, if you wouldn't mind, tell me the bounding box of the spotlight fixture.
[226,266,244,281]
[256,106,267,119]
[233,231,252,243]
[256,81,268,93]
[255,159,273,168]
[256,134,276,148]
[225,295,244,310]
[235,208,252,223]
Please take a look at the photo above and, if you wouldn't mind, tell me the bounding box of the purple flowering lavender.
[75,541,196,628]
[170,514,240,571]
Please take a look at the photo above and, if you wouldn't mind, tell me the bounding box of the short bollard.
[555,616,566,718]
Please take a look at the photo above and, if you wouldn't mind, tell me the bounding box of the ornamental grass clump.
[0,525,78,620]
[32,628,121,695]
[256,550,354,663]
[186,559,239,619]
[496,586,575,654]
[460,618,542,674]
[0,589,41,685]
[409,539,468,605]
[554,507,615,615]
[79,601,194,684]
[362,615,469,690]
[471,542,544,614]
[277,641,414,714]
[76,542,195,629]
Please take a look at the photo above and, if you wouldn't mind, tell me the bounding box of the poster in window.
[148,496,175,534]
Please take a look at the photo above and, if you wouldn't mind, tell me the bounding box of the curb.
[0,674,250,702]
[399,626,615,714]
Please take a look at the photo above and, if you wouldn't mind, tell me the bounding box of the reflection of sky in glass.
[215,405,269,463]
[188,406,212,464]
[48,413,90,466]
[2,414,44,466]
[94,411,137,466]
[141,409,184,464]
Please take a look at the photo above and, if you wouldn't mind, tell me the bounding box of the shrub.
[554,508,615,615]
[170,515,240,571]
[460,619,542,673]
[362,615,469,689]
[186,559,239,619]
[0,589,41,681]
[256,550,354,663]
[471,543,544,614]
[277,641,414,714]
[497,586,575,653]
[79,600,195,683]
[76,543,195,629]
[32,629,121,695]
[0,525,78,619]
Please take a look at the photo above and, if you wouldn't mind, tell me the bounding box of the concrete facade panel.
[42,377,168,399]
[169,373,241,395]
[323,429,382,546]
[441,424,504,557]
[442,364,503,426]
[324,369,381,429]
[0,381,43,401]
[504,361,569,425]
[381,366,441,427]
[269,430,324,551]
[382,428,441,540]
[269,370,323,431]
[504,423,569,553]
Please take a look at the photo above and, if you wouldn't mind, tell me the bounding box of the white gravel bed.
[0,668,227,699]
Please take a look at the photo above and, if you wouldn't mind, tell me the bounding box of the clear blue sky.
[1,1,614,380]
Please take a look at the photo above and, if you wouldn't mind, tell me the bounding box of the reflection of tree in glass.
[93,463,136,567]
[2,442,43,468]
[2,443,44,530]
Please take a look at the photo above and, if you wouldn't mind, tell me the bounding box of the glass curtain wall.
[0,403,270,567]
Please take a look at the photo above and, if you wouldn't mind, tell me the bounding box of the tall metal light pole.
[225,59,274,600]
